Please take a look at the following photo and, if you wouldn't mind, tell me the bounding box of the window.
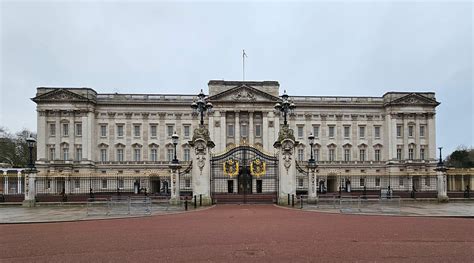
[184,148,190,162]
[134,125,141,137]
[408,148,414,160]
[117,125,124,137]
[298,178,304,187]
[397,148,402,160]
[360,178,365,187]
[313,126,319,138]
[100,149,107,162]
[241,124,248,137]
[49,148,55,160]
[167,149,174,162]
[397,125,402,137]
[75,147,82,161]
[75,123,82,136]
[100,125,107,137]
[118,179,124,189]
[255,124,262,137]
[150,149,158,161]
[314,148,320,161]
[297,126,304,138]
[117,149,124,162]
[101,179,107,189]
[328,126,335,138]
[63,147,69,161]
[408,125,414,137]
[425,176,431,186]
[375,149,381,161]
[344,149,350,162]
[185,179,191,188]
[375,177,380,187]
[359,149,366,161]
[420,125,425,137]
[63,123,69,136]
[49,123,56,136]
[420,148,425,160]
[399,177,404,186]
[359,126,365,139]
[374,126,381,139]
[150,125,157,138]
[74,179,80,189]
[329,149,335,162]
[134,149,141,161]
[344,126,350,138]
[47,180,51,189]
[184,125,190,137]
[298,148,304,161]
[227,124,234,137]
[167,125,174,137]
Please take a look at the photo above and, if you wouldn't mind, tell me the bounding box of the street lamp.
[26,136,36,169]
[191,89,213,126]
[274,90,296,126]
[308,132,315,164]
[437,147,444,167]
[171,131,179,164]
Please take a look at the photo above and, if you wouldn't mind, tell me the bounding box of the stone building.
[31,80,442,202]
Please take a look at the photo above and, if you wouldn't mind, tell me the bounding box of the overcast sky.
[0,1,472,154]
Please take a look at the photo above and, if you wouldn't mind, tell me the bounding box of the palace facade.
[32,80,441,199]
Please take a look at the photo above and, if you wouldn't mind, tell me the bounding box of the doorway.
[227,180,234,193]
[256,180,263,193]
[327,176,337,192]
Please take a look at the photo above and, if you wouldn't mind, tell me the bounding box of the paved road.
[1,205,473,262]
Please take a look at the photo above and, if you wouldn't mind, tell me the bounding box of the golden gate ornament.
[250,158,266,177]
[223,159,239,177]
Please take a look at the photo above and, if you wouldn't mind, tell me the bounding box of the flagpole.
[242,49,245,81]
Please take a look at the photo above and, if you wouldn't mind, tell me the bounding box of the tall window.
[344,149,351,162]
[399,177,404,186]
[75,123,82,136]
[314,148,320,161]
[167,125,174,137]
[184,148,190,162]
[374,126,381,139]
[375,149,381,161]
[100,125,107,137]
[344,126,350,139]
[297,126,304,138]
[49,148,55,160]
[150,125,157,138]
[255,124,262,137]
[76,147,82,161]
[313,126,319,138]
[298,148,304,161]
[63,147,69,161]
[100,149,107,162]
[397,125,402,137]
[101,179,107,189]
[420,125,425,137]
[328,126,335,138]
[150,149,157,162]
[167,148,174,162]
[408,148,414,160]
[134,149,141,161]
[134,125,141,137]
[360,178,365,187]
[425,176,431,186]
[241,124,248,137]
[408,125,414,137]
[74,179,80,189]
[359,126,365,139]
[397,148,402,160]
[118,179,124,189]
[117,125,124,137]
[63,123,69,136]
[328,148,335,162]
[227,124,234,137]
[49,123,56,136]
[420,148,425,160]
[359,149,366,161]
[375,177,380,187]
[117,149,124,162]
[184,125,190,137]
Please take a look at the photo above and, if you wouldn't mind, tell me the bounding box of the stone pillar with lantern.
[436,147,449,202]
[307,133,318,203]
[169,131,182,205]
[23,136,37,207]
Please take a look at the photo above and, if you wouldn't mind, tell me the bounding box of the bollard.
[194,195,197,209]
[200,194,202,206]
[288,194,290,206]
[292,194,295,207]
[300,196,303,209]
[185,197,188,211]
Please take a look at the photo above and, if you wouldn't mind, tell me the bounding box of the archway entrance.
[211,146,278,203]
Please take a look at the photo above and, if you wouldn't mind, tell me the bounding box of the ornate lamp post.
[191,89,213,126]
[23,136,37,207]
[171,131,179,164]
[307,133,318,203]
[274,90,295,126]
[437,147,444,167]
[308,132,315,164]
[26,136,36,169]
[435,146,449,202]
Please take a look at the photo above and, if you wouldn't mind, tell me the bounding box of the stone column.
[4,171,8,195]
[17,171,22,194]
[308,166,317,203]
[169,163,182,205]
[190,126,215,205]
[274,125,298,205]
[262,113,269,150]
[235,112,240,144]
[22,169,37,207]
[436,165,449,202]
[249,111,254,145]
[220,112,226,153]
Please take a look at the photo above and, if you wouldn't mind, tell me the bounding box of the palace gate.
[210,145,278,203]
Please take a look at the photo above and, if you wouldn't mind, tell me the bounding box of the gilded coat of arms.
[250,158,266,177]
[223,159,239,177]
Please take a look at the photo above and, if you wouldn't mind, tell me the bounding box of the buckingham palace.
[28,80,445,204]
